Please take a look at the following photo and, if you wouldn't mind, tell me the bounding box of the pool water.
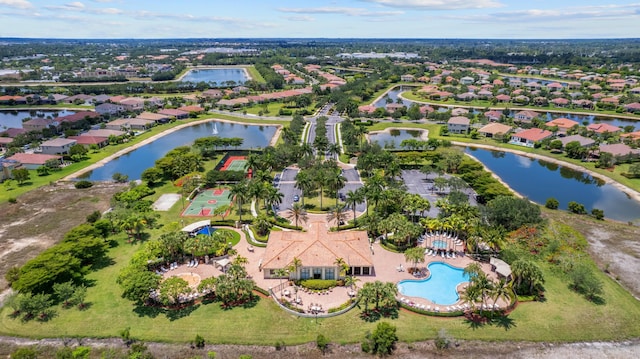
[196,226,216,236]
[432,239,447,249]
[398,262,468,305]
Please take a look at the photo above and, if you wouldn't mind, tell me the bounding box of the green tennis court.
[182,188,232,217]
[220,155,248,172]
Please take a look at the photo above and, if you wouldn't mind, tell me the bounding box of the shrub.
[364,322,398,356]
[74,180,93,189]
[274,340,286,351]
[569,263,604,302]
[86,210,101,223]
[591,208,604,220]
[194,334,205,348]
[10,347,38,359]
[8,197,17,204]
[207,352,217,359]
[545,197,559,209]
[300,279,337,290]
[568,201,587,214]
[435,328,453,350]
[317,334,330,354]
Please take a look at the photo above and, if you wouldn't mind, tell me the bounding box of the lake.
[180,68,248,86]
[0,109,77,130]
[80,121,276,181]
[368,129,426,148]
[465,147,640,222]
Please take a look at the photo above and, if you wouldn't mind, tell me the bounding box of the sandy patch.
[152,193,181,211]
[175,272,201,287]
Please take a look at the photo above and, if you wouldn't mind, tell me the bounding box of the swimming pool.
[195,226,216,236]
[432,239,447,249]
[397,262,468,305]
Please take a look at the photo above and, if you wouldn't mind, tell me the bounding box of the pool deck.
[165,215,505,315]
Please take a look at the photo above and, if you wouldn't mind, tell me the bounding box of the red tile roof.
[8,153,61,165]
[587,123,621,134]
[513,128,553,142]
[547,118,579,129]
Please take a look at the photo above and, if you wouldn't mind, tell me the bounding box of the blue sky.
[0,0,639,39]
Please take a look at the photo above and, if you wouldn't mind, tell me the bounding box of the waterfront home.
[510,128,553,147]
[514,110,540,123]
[447,116,471,134]
[119,97,146,111]
[96,103,125,116]
[559,135,596,148]
[484,110,503,122]
[23,118,60,132]
[7,153,62,170]
[39,138,76,155]
[261,223,373,280]
[68,135,109,148]
[84,129,126,138]
[546,118,579,134]
[178,105,204,114]
[587,123,622,135]
[400,74,415,82]
[599,143,640,161]
[358,105,377,115]
[158,108,189,119]
[137,111,170,124]
[478,123,512,138]
[624,102,640,113]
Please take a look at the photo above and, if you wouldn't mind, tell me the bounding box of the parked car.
[293,195,300,202]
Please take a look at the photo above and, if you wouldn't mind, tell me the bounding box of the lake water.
[180,68,248,86]
[368,129,425,148]
[81,121,276,181]
[465,147,640,222]
[0,109,77,130]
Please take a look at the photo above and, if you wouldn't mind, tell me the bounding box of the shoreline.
[455,141,640,205]
[62,117,281,181]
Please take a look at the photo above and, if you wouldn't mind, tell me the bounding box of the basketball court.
[182,188,232,217]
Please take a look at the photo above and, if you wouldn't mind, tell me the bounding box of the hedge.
[299,279,337,290]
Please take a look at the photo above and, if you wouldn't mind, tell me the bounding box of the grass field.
[1,231,639,344]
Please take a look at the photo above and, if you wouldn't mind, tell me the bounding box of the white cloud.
[65,1,85,9]
[278,7,403,17]
[0,0,33,9]
[283,15,315,22]
[360,0,503,10]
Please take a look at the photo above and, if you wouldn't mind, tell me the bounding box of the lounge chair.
[194,261,199,268]
[426,305,431,311]
[452,252,457,259]
[434,307,440,312]
[441,252,445,258]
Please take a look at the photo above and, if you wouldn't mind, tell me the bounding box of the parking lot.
[401,169,478,217]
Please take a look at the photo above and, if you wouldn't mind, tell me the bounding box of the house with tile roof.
[8,153,62,170]
[510,128,553,147]
[478,123,512,138]
[559,135,595,148]
[447,116,471,134]
[261,223,373,280]
[514,110,540,123]
[39,138,77,155]
[546,118,579,134]
[587,123,622,135]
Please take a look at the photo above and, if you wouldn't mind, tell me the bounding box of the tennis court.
[182,188,232,217]
[220,156,248,172]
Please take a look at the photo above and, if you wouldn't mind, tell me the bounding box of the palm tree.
[334,257,349,278]
[327,204,348,230]
[263,186,284,218]
[327,143,341,160]
[313,168,328,210]
[404,246,425,273]
[344,275,360,292]
[491,278,512,310]
[286,202,308,228]
[274,268,289,298]
[327,170,346,205]
[288,257,302,280]
[229,180,248,223]
[294,170,314,206]
[511,259,545,296]
[345,189,364,226]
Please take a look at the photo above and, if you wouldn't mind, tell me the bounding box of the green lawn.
[1,232,639,344]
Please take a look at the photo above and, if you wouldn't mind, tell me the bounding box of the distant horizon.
[0,1,638,39]
[2,37,639,41]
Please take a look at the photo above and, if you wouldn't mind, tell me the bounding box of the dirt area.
[544,210,640,300]
[0,336,638,358]
[0,182,126,293]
